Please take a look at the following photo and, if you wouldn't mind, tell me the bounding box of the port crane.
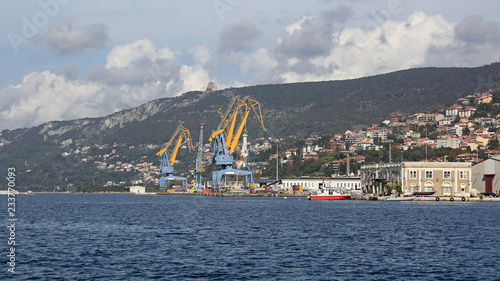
[156,125,194,191]
[209,96,265,190]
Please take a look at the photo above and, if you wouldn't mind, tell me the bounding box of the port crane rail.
[156,125,194,191]
[209,96,265,190]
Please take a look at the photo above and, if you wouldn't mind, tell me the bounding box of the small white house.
[129,186,146,194]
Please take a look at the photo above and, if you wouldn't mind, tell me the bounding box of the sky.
[1,0,500,130]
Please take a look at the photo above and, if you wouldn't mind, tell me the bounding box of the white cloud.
[218,20,262,54]
[179,65,211,94]
[34,19,109,53]
[426,14,500,67]
[188,45,212,66]
[0,71,104,128]
[314,11,454,80]
[105,39,176,69]
[240,48,278,74]
[0,39,213,130]
[253,11,460,83]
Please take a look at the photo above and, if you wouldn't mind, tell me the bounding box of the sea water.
[2,193,499,280]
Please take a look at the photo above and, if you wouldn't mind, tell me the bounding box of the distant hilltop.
[205,82,219,92]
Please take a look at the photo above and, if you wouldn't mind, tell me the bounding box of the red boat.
[309,188,351,200]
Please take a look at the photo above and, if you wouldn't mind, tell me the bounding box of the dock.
[375,196,500,202]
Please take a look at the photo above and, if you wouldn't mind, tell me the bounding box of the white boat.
[384,196,415,201]
[309,188,350,200]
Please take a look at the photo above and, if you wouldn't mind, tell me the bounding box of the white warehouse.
[128,186,146,194]
[280,177,361,192]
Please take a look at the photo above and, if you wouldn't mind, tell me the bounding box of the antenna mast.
[195,123,204,191]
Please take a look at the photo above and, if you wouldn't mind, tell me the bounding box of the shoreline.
[2,191,499,202]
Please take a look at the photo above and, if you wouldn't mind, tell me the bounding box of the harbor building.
[402,162,471,196]
[128,186,146,194]
[471,157,500,194]
[360,163,401,195]
[280,177,361,192]
[360,162,472,196]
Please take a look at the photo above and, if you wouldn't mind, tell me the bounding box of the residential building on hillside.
[476,92,493,104]
[447,124,464,136]
[445,105,476,118]
[436,136,459,149]
[410,132,421,139]
[439,117,453,126]
[476,135,493,146]
[458,106,476,118]
[463,140,482,152]
[457,97,471,105]
[456,153,478,162]
[407,113,444,127]
[330,140,346,151]
[474,117,494,126]
[390,114,406,124]
[445,104,463,117]
[486,150,500,158]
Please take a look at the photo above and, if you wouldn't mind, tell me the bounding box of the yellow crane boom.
[209,96,265,155]
[156,125,194,166]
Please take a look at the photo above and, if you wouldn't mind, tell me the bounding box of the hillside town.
[240,88,500,179]
[2,87,499,196]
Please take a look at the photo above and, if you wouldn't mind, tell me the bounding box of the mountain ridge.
[4,62,500,142]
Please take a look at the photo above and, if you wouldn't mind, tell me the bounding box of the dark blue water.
[2,194,500,280]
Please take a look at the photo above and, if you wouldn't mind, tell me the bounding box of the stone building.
[402,162,471,196]
[360,162,472,196]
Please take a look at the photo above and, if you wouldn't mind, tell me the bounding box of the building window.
[409,170,417,179]
[443,171,451,179]
[460,171,467,179]
[443,186,451,193]
[425,170,433,179]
